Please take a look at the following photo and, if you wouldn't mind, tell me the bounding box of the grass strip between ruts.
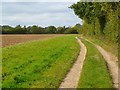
[77,38,113,88]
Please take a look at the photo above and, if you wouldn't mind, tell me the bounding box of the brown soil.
[1,34,66,47]
[59,37,87,88]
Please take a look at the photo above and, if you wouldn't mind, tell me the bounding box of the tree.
[2,25,14,34]
[26,25,44,34]
[73,24,82,34]
[65,27,78,34]
[14,25,26,34]
[70,2,119,42]
[45,26,57,34]
[56,26,65,34]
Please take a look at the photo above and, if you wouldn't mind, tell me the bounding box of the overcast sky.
[2,1,83,27]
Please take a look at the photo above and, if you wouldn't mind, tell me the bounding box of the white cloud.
[2,0,119,2]
[2,0,79,2]
[2,2,83,27]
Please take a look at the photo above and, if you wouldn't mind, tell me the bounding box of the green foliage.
[70,2,119,43]
[2,35,80,88]
[45,26,57,34]
[14,25,27,34]
[56,26,66,34]
[28,25,44,34]
[64,24,82,34]
[73,24,82,34]
[1,25,81,34]
[103,11,118,42]
[118,3,120,67]
[65,27,78,34]
[2,25,14,34]
[84,35,118,58]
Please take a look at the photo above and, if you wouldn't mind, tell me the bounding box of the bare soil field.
[1,34,66,47]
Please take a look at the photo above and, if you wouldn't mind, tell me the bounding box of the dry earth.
[1,34,66,47]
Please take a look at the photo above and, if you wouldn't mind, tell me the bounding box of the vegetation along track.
[84,38,118,88]
[77,37,113,88]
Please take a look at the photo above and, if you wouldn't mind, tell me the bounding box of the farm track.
[1,34,66,47]
[84,38,119,89]
[59,37,87,88]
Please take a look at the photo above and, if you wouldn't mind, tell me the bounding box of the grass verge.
[77,38,113,88]
[83,36,118,57]
[2,35,80,88]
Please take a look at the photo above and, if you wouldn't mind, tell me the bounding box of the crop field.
[2,34,80,88]
[1,34,66,47]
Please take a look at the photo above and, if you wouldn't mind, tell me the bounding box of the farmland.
[1,34,66,47]
[2,34,80,88]
[1,34,118,88]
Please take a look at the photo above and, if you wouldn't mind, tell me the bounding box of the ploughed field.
[1,34,66,47]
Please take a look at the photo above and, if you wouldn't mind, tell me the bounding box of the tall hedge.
[70,2,119,43]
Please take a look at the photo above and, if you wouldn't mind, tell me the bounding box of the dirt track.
[59,37,87,88]
[1,34,65,47]
[95,44,118,88]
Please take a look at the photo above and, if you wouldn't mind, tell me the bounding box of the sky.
[1,0,83,27]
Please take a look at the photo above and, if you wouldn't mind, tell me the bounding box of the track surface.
[59,37,87,88]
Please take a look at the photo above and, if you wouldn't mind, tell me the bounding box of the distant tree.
[26,26,31,34]
[14,25,26,34]
[2,25,14,34]
[45,26,57,34]
[38,26,45,34]
[1,25,80,34]
[73,24,82,34]
[22,26,27,33]
[29,25,39,34]
[26,25,45,34]
[65,27,78,34]
[0,25,2,34]
[75,24,82,28]
[56,26,66,34]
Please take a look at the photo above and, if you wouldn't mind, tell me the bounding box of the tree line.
[0,24,82,34]
[70,2,119,43]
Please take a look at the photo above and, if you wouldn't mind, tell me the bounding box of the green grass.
[84,36,118,57]
[77,38,113,88]
[2,35,80,88]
